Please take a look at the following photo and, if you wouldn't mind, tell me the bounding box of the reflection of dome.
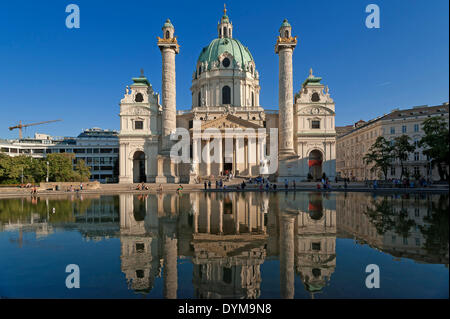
[305,282,326,292]
[197,37,254,70]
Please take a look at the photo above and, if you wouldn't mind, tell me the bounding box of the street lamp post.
[46,161,49,183]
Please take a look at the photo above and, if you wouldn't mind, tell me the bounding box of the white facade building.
[118,8,336,184]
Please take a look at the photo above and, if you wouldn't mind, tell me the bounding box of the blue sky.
[0,0,448,139]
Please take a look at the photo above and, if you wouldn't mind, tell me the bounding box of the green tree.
[365,196,416,237]
[363,136,393,181]
[392,135,415,181]
[47,153,77,182]
[0,155,41,184]
[75,159,91,182]
[419,117,449,181]
[419,195,449,258]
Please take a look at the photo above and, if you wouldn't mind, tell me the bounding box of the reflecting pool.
[0,192,448,298]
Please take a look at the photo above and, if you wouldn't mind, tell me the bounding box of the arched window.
[311,92,320,102]
[165,30,170,39]
[135,93,143,102]
[222,86,231,105]
[219,28,222,37]
[198,92,201,107]
[251,92,255,106]
[224,27,227,37]
[284,30,289,38]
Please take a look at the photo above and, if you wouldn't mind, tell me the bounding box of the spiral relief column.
[275,19,297,158]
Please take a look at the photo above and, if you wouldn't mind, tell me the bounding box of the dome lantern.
[218,4,233,38]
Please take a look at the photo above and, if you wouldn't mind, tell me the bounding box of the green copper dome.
[197,37,254,70]
[163,19,173,29]
[280,19,291,28]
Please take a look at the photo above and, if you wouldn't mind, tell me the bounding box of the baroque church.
[118,7,336,184]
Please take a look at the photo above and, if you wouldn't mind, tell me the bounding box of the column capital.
[275,36,297,54]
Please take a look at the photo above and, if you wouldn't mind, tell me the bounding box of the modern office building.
[0,128,119,183]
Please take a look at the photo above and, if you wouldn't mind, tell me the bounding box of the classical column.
[162,220,178,299]
[248,201,252,233]
[280,211,296,299]
[206,195,211,234]
[205,140,211,177]
[219,199,223,234]
[192,137,199,173]
[234,196,239,234]
[275,20,297,158]
[233,138,237,176]
[158,20,180,154]
[193,209,198,234]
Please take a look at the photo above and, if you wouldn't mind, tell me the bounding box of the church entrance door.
[133,151,146,183]
[223,163,233,176]
[308,150,323,181]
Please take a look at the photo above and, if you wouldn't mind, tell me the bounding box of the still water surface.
[0,192,448,298]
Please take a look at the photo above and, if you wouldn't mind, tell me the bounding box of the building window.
[311,92,320,102]
[165,30,170,39]
[402,125,407,133]
[414,152,420,161]
[390,127,395,134]
[222,86,231,105]
[135,93,143,102]
[134,121,143,130]
[312,242,321,251]
[224,27,227,37]
[222,57,230,68]
[311,120,320,129]
[251,92,255,106]
[136,243,145,252]
[414,124,419,132]
[284,30,289,38]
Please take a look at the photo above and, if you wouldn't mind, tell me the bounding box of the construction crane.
[9,119,62,139]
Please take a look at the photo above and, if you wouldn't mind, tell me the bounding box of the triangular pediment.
[201,114,262,130]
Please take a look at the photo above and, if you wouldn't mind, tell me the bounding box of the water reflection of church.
[118,191,337,298]
[2,191,445,298]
